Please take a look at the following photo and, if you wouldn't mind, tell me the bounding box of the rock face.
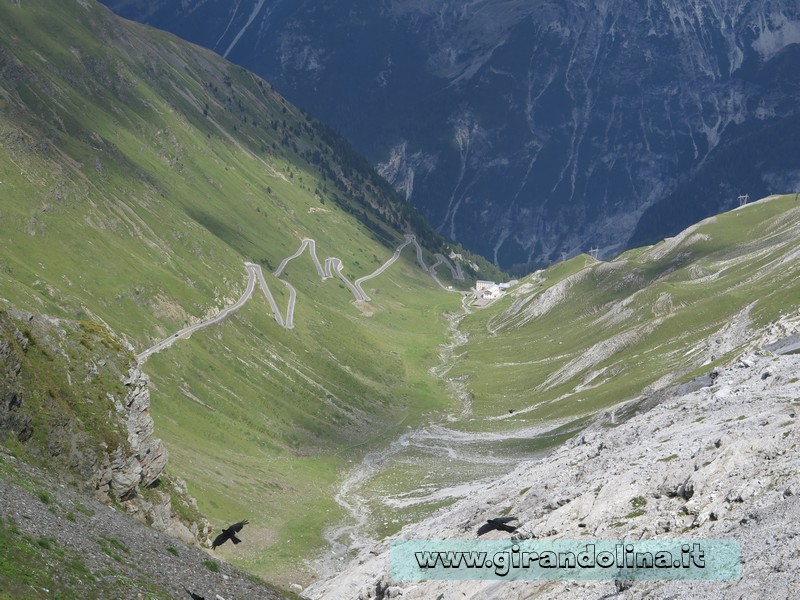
[0,308,200,542]
[123,366,169,489]
[101,0,800,268]
[0,320,32,443]
[304,349,800,599]
[88,366,169,502]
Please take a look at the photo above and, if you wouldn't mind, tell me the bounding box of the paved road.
[137,264,258,362]
[274,238,326,279]
[281,279,298,329]
[138,235,464,361]
[326,257,364,301]
[138,261,293,362]
[432,253,464,281]
[253,262,286,328]
[354,235,416,301]
[426,258,448,291]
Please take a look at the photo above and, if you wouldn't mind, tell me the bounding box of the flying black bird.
[212,519,249,550]
[477,516,519,536]
[184,588,206,600]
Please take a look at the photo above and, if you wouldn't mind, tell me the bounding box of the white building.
[475,280,496,291]
[479,284,502,300]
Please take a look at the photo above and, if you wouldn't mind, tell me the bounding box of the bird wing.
[229,520,249,533]
[488,516,518,524]
[477,517,519,536]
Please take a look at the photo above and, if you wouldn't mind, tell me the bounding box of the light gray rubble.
[304,349,800,600]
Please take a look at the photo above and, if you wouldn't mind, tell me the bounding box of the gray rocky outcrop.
[85,368,168,504]
[0,308,205,545]
[86,365,171,520]
[0,313,31,443]
[305,349,800,600]
[122,366,168,490]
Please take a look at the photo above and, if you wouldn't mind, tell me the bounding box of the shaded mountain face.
[102,0,800,270]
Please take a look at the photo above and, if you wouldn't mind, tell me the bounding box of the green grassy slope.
[3,0,799,593]
[0,0,471,585]
[453,194,800,428]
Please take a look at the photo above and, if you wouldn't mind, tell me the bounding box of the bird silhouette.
[212,519,249,550]
[184,588,206,600]
[477,516,519,536]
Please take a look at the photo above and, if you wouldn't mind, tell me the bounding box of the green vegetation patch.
[451,195,800,430]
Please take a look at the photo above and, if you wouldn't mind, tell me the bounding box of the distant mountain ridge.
[101,0,800,270]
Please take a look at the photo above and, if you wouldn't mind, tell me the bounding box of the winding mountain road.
[252,261,286,328]
[354,235,416,301]
[432,253,464,281]
[137,264,258,362]
[325,257,364,301]
[137,235,464,362]
[274,237,326,279]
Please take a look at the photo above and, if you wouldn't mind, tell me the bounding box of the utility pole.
[588,247,600,260]
[738,193,749,207]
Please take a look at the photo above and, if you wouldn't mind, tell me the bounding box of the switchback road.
[137,235,464,362]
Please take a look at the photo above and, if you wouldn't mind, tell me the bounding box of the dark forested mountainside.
[102,0,800,271]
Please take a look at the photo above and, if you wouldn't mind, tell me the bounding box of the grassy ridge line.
[452,194,800,429]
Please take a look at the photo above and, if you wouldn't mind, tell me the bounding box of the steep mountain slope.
[452,193,800,424]
[100,0,800,269]
[0,0,502,586]
[2,1,799,596]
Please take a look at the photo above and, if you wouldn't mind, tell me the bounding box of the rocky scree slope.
[0,306,210,547]
[305,333,800,599]
[0,453,291,599]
